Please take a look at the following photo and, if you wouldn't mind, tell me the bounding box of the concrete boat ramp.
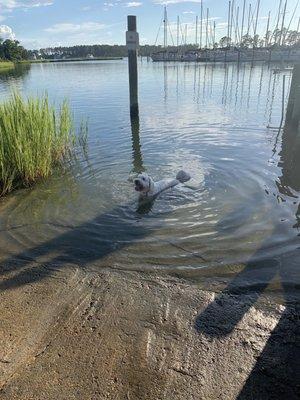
[0,260,299,400]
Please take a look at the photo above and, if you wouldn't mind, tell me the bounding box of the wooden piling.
[126,15,139,118]
[286,64,300,128]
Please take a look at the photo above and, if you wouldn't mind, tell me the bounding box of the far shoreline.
[20,56,123,64]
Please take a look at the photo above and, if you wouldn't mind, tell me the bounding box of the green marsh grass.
[0,92,76,196]
[0,61,14,70]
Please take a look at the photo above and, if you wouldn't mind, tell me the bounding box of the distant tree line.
[218,28,300,50]
[27,27,300,61]
[28,44,201,60]
[0,39,28,61]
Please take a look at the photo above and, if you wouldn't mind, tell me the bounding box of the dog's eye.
[142,177,145,181]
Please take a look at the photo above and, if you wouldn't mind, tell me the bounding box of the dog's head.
[134,173,154,195]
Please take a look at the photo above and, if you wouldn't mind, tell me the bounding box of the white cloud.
[216,22,228,28]
[45,22,107,34]
[155,0,202,4]
[0,15,6,22]
[183,11,195,14]
[0,25,16,40]
[125,2,142,6]
[102,1,120,10]
[0,0,53,9]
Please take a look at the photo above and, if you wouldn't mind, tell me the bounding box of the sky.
[0,0,299,49]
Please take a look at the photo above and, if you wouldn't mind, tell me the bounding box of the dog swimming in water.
[134,170,191,198]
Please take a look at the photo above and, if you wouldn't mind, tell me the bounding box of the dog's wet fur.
[134,170,191,199]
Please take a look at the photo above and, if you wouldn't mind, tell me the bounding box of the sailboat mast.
[163,6,167,48]
[275,0,282,44]
[279,0,287,46]
[285,0,300,39]
[233,7,236,44]
[227,1,231,46]
[213,20,216,48]
[195,15,198,46]
[230,0,235,42]
[206,8,209,48]
[235,6,240,44]
[265,10,271,47]
[177,15,179,47]
[247,3,252,35]
[200,1,203,49]
[240,0,246,45]
[253,0,260,47]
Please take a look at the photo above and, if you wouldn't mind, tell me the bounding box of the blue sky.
[0,0,299,49]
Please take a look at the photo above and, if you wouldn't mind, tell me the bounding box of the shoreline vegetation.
[22,57,123,64]
[0,38,29,71]
[0,93,81,197]
[0,61,15,70]
[0,58,123,72]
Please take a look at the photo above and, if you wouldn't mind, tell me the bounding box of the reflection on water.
[130,114,144,174]
[0,60,298,288]
[0,63,31,87]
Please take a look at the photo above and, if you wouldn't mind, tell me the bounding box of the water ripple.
[0,61,298,284]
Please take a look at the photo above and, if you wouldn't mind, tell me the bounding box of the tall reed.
[0,92,75,196]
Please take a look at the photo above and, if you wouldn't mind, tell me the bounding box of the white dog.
[134,170,191,198]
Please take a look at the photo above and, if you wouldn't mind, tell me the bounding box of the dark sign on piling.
[126,16,139,117]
